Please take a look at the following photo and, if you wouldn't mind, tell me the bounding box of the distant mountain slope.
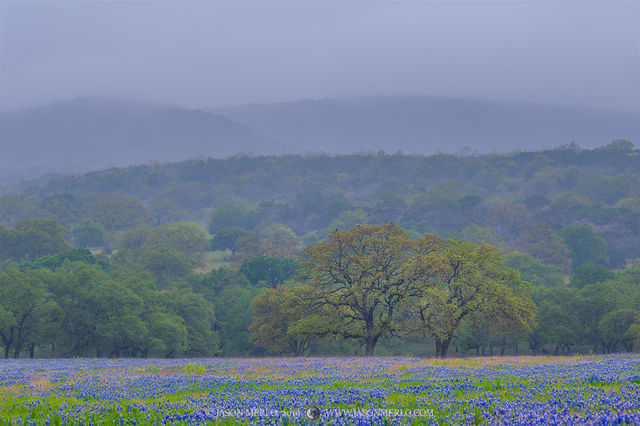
[0,97,293,174]
[213,96,640,154]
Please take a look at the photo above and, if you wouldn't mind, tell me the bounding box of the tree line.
[0,218,638,358]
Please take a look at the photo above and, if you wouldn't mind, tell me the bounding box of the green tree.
[529,286,579,355]
[122,277,188,357]
[250,285,333,356]
[559,225,609,270]
[504,252,565,287]
[159,290,219,356]
[0,269,50,358]
[11,219,71,262]
[599,308,639,352]
[116,222,208,264]
[299,223,440,356]
[198,266,251,299]
[214,286,259,356]
[239,256,298,288]
[405,240,535,357]
[48,262,124,356]
[87,198,148,234]
[570,264,614,288]
[147,197,190,226]
[71,220,106,248]
[40,193,83,227]
[209,201,259,234]
[114,247,195,289]
[211,226,249,254]
[142,311,188,357]
[0,195,42,227]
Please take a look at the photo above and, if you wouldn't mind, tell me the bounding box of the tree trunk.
[29,344,35,359]
[439,338,451,358]
[514,342,519,355]
[50,343,56,358]
[500,336,506,356]
[364,337,378,357]
[4,345,9,359]
[435,337,451,358]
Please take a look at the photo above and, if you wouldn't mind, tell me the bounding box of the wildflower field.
[1,355,639,425]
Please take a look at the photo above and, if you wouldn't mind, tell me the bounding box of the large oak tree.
[299,223,440,356]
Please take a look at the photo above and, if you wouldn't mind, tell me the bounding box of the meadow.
[0,355,639,425]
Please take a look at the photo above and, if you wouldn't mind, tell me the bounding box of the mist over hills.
[2,95,639,187]
[214,95,640,154]
[0,97,291,180]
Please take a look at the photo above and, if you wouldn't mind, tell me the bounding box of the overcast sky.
[0,1,638,113]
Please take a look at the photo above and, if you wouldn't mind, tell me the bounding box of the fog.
[1,1,638,113]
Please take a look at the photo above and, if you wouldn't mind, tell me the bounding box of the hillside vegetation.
[1,141,639,358]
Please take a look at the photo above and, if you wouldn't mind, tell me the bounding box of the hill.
[0,97,292,177]
[213,95,640,154]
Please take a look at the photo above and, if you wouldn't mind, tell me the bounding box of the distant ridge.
[212,95,640,154]
[0,96,293,174]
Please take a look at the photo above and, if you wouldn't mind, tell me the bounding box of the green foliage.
[504,252,565,287]
[116,222,208,263]
[114,247,194,289]
[239,256,298,287]
[299,223,441,356]
[40,193,84,227]
[406,239,536,357]
[214,285,259,356]
[209,201,259,234]
[211,226,249,253]
[0,268,50,358]
[71,220,106,247]
[529,286,578,355]
[159,289,219,356]
[559,225,609,270]
[3,145,640,357]
[87,198,148,232]
[599,308,638,352]
[199,266,251,298]
[0,195,42,227]
[0,219,71,262]
[249,285,331,356]
[570,264,614,288]
[326,209,369,233]
[461,223,505,247]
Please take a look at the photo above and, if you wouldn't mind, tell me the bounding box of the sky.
[0,1,638,113]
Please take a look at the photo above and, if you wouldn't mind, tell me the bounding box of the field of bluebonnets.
[1,354,639,425]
